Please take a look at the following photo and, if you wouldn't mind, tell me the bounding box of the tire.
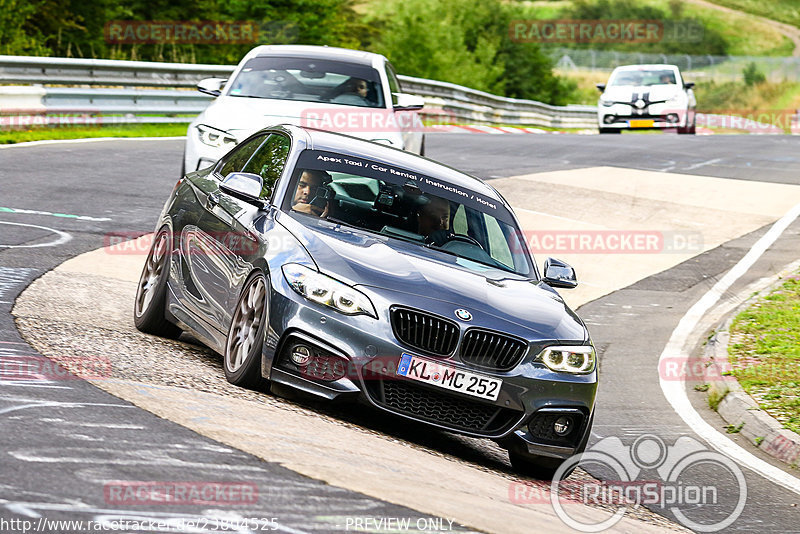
[134,227,182,338]
[678,113,696,135]
[224,272,268,389]
[598,127,621,134]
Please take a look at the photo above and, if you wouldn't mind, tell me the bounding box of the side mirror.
[542,257,578,289]
[393,93,425,111]
[684,82,695,90]
[220,172,265,205]
[596,83,606,92]
[197,77,228,97]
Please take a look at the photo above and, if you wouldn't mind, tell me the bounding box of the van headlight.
[196,124,238,149]
[599,96,614,107]
[282,264,377,318]
[537,345,596,374]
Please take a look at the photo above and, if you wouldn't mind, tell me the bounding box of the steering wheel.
[426,231,485,251]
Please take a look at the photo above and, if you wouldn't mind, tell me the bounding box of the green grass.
[0,123,189,144]
[706,0,800,30]
[728,275,800,435]
[530,0,795,56]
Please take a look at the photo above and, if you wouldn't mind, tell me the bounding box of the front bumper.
[261,276,597,458]
[598,102,688,129]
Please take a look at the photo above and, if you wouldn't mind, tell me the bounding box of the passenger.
[659,72,676,84]
[292,170,331,217]
[416,196,450,237]
[330,77,371,106]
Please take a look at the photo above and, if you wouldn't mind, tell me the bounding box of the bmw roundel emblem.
[455,309,472,321]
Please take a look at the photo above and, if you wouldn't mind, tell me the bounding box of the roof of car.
[282,125,504,203]
[244,45,384,67]
[613,64,680,71]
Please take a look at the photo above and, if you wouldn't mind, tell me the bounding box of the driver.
[292,169,331,217]
[416,196,450,238]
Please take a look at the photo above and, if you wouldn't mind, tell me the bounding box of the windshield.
[609,68,678,87]
[227,56,384,108]
[283,150,533,276]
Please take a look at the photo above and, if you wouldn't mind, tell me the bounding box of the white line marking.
[0,207,111,222]
[658,200,800,495]
[684,158,722,171]
[0,136,185,149]
[0,222,71,248]
[512,207,610,228]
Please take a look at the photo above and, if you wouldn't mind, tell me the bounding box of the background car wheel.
[224,272,268,388]
[134,227,182,338]
[598,127,621,134]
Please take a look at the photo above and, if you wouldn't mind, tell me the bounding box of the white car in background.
[596,64,696,134]
[184,45,425,174]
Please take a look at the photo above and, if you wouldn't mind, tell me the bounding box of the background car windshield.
[609,69,677,86]
[284,150,532,276]
[228,56,384,108]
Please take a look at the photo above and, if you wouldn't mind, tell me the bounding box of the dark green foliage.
[743,61,767,85]
[562,0,729,55]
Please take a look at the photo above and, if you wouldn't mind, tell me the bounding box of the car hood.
[278,214,587,341]
[603,84,683,103]
[199,97,398,142]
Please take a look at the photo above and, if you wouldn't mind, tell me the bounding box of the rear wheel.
[224,272,268,389]
[134,227,181,338]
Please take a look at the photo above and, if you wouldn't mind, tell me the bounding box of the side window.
[241,134,291,198]
[218,135,267,179]
[483,214,513,268]
[453,204,468,235]
[385,62,401,106]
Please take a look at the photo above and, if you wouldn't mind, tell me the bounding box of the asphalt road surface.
[2,132,800,532]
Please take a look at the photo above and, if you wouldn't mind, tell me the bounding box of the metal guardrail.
[547,48,800,82]
[0,55,598,129]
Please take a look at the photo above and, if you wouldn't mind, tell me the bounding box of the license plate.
[396,353,502,401]
[629,119,654,128]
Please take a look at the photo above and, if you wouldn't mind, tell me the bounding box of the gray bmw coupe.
[135,125,597,478]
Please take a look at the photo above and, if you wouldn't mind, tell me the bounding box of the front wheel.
[134,227,182,338]
[224,272,268,389]
[598,127,621,134]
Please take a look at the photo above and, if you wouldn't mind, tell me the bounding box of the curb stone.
[703,281,800,468]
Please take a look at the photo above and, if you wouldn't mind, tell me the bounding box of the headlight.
[282,263,377,318]
[599,97,614,107]
[196,124,238,149]
[537,345,596,374]
[667,94,685,104]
